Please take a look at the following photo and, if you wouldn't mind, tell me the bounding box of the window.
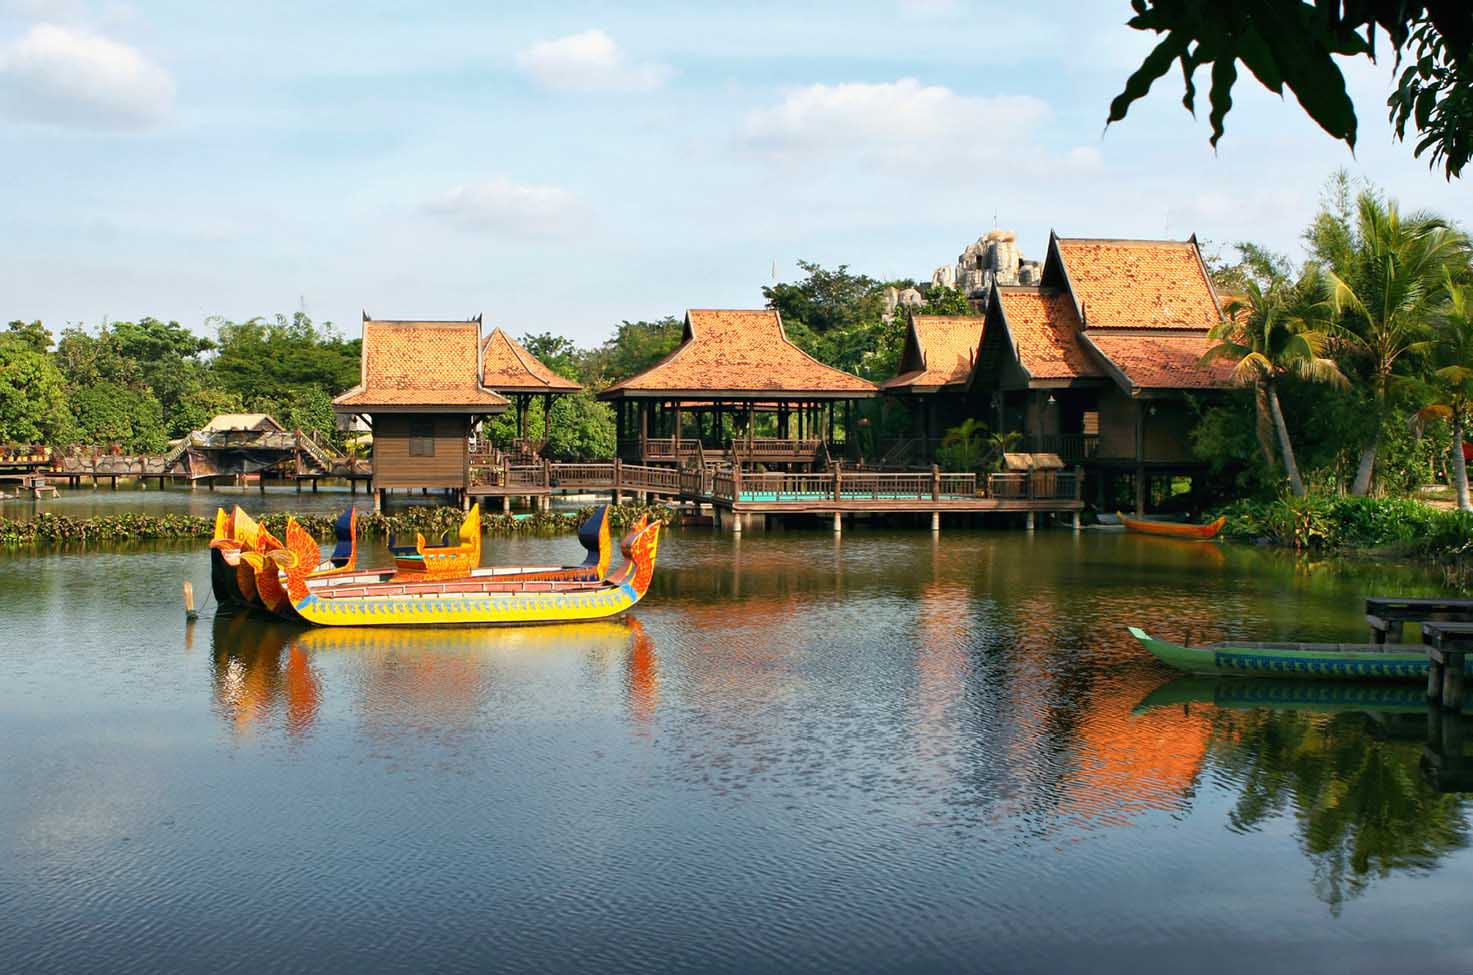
[409,420,436,457]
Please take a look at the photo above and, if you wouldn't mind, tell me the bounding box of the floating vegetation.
[0,502,674,550]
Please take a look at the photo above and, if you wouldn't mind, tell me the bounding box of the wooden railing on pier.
[706,468,1082,505]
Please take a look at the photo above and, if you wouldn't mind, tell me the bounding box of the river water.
[3,488,1472,973]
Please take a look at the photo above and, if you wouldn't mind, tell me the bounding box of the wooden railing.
[1023,434,1100,462]
[640,437,704,459]
[702,467,1081,503]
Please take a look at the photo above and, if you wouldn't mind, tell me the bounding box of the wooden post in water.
[931,511,940,532]
[833,511,842,534]
[183,581,198,620]
[1025,511,1035,533]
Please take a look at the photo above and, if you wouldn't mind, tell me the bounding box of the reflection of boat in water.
[1134,675,1470,716]
[1118,513,1225,539]
[293,616,644,657]
[1129,626,1464,681]
[209,612,320,735]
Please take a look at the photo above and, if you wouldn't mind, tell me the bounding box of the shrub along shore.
[0,503,673,549]
[1219,494,1473,564]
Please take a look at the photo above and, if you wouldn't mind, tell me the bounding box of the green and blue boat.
[1128,626,1473,681]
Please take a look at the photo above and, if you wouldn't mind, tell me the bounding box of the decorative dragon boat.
[1117,513,1226,539]
[212,506,358,610]
[1129,626,1471,681]
[390,504,484,577]
[271,515,661,628]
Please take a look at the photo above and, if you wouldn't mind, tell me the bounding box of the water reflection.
[1137,676,1472,913]
[209,613,321,737]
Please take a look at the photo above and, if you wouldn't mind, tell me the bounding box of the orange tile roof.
[480,327,581,394]
[993,287,1104,381]
[880,315,984,390]
[1055,238,1222,330]
[601,309,877,398]
[1084,331,1236,390]
[334,320,509,412]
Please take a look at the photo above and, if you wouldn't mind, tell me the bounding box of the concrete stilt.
[732,511,743,533]
[930,511,940,532]
[833,511,842,534]
[1025,511,1035,532]
[501,495,511,514]
[1072,511,1082,532]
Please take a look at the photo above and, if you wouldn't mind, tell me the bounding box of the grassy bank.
[1220,494,1473,563]
[0,502,673,549]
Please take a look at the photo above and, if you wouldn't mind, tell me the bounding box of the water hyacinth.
[0,502,673,550]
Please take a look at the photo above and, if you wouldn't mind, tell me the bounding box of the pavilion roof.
[480,327,582,394]
[202,413,285,433]
[334,319,509,414]
[599,309,877,400]
[1082,331,1236,392]
[989,287,1104,383]
[1052,236,1223,330]
[879,315,985,392]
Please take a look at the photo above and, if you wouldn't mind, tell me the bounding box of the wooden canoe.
[1117,513,1226,539]
[1128,627,1467,681]
[276,518,663,628]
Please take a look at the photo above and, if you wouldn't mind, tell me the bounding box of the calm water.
[3,507,1473,973]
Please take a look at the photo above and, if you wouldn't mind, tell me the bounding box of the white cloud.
[0,23,173,129]
[422,178,584,239]
[740,77,1046,169]
[515,28,671,94]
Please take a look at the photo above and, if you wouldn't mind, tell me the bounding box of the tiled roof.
[1084,331,1236,390]
[1055,238,1222,329]
[880,315,984,390]
[202,413,284,433]
[480,327,582,394]
[993,287,1104,381]
[601,309,877,397]
[334,320,509,411]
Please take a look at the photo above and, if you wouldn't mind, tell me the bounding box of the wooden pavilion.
[878,313,988,463]
[334,316,508,509]
[598,309,878,468]
[966,233,1235,512]
[480,327,582,455]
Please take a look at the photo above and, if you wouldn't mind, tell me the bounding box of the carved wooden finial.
[362,309,371,322]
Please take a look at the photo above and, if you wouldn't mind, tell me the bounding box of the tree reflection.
[1206,706,1469,914]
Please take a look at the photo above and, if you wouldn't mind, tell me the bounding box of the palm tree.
[1326,192,1468,496]
[1415,280,1473,511]
[1204,268,1347,497]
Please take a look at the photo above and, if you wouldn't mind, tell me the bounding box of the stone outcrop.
[951,229,1041,295]
[883,285,926,321]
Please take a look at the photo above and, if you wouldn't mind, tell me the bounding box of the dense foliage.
[1220,493,1473,561]
[1110,2,1473,178]
[0,502,674,549]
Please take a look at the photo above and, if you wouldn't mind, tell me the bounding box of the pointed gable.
[480,327,581,394]
[333,319,509,413]
[880,315,985,391]
[600,309,877,398]
[990,286,1103,383]
[1052,237,1222,330]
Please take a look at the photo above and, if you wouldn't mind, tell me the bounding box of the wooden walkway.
[468,460,1083,528]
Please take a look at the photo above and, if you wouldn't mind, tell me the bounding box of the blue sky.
[1,0,1468,346]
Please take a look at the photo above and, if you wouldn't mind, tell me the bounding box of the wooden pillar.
[1026,511,1035,532]
[833,511,842,534]
[543,394,553,445]
[930,511,940,532]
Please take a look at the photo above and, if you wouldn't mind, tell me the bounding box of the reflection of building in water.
[210,615,321,738]
[1059,679,1211,825]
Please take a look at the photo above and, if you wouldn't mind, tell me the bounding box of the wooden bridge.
[468,458,1084,530]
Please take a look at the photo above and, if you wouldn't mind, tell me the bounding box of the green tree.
[1203,267,1348,496]
[5,319,52,353]
[71,380,168,452]
[171,387,245,437]
[0,334,73,444]
[1414,278,1473,509]
[1107,2,1473,178]
[544,392,617,460]
[584,317,684,387]
[1323,190,1468,494]
[937,417,989,471]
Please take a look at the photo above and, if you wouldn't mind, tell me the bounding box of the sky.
[1,0,1469,347]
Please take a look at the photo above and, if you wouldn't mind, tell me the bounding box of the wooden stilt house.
[333,316,509,509]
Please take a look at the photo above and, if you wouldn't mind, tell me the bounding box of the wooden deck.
[468,460,1083,525]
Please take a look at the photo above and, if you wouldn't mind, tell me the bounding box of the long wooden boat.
[1117,513,1226,539]
[274,517,663,628]
[1129,626,1473,681]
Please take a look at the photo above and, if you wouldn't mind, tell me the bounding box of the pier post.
[1428,659,1445,701]
[501,495,511,514]
[373,488,383,513]
[833,511,842,534]
[312,479,318,494]
[1026,511,1035,532]
[1444,653,1466,710]
[297,479,303,494]
[732,510,743,534]
[1072,511,1081,532]
[930,511,939,532]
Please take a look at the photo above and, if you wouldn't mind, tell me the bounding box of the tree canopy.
[1109,2,1473,178]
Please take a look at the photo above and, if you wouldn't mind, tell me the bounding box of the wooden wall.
[371,413,470,489]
